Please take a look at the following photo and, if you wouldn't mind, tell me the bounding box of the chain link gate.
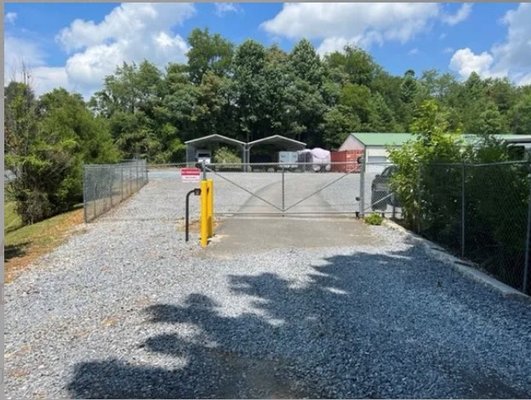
[200,161,398,218]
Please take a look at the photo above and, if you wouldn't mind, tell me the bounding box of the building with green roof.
[339,132,531,172]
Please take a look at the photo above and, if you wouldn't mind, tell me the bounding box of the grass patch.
[4,203,84,283]
[364,212,384,226]
[4,201,23,233]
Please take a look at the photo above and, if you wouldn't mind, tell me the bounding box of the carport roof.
[247,135,306,148]
[185,134,246,146]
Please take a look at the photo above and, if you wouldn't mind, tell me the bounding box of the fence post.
[523,173,531,294]
[121,165,124,201]
[282,166,285,213]
[83,166,88,223]
[136,161,139,191]
[416,165,422,233]
[110,166,114,207]
[359,158,366,217]
[461,162,466,257]
[93,181,97,221]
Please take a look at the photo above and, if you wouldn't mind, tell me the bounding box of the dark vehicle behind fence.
[371,165,399,211]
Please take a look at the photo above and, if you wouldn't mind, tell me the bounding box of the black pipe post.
[185,188,201,242]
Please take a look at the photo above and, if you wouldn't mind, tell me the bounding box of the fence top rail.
[427,160,531,167]
[84,160,146,168]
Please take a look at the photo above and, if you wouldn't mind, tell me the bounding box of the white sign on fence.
[180,167,201,183]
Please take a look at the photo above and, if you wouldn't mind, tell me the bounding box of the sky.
[4,2,531,99]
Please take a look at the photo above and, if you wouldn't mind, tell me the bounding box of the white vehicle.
[298,148,331,172]
[195,149,212,165]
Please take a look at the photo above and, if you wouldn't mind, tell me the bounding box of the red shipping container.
[331,150,364,172]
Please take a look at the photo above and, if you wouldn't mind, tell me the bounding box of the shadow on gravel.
[67,247,531,399]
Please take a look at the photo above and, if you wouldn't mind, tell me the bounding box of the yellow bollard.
[200,180,208,248]
[207,179,214,238]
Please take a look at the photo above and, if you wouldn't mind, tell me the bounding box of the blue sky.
[4,3,531,99]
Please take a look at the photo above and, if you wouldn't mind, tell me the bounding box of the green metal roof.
[350,132,531,147]
[350,133,414,147]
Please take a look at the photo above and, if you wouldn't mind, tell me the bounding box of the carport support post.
[523,173,531,294]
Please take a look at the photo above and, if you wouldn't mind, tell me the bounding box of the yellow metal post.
[200,180,208,247]
[207,179,214,238]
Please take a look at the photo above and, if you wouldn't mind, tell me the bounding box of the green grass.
[4,201,23,234]
[4,201,84,282]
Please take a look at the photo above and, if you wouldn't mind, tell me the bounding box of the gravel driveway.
[5,169,531,399]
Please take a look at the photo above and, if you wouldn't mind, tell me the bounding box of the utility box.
[278,151,299,170]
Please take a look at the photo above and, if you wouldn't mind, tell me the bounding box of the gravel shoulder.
[5,170,531,399]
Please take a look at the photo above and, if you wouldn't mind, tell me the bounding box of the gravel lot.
[5,169,531,399]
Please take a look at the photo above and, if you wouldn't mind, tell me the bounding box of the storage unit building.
[338,133,413,172]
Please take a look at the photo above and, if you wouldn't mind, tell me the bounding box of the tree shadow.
[67,246,531,399]
[4,242,29,261]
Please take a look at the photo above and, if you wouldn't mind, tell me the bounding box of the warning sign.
[180,167,201,183]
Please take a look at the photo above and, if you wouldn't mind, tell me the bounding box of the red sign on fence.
[181,167,201,183]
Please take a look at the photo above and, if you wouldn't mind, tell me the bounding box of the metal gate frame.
[204,161,362,216]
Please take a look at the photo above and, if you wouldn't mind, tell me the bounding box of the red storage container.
[331,150,363,172]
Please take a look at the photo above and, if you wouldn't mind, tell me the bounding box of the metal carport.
[245,135,306,165]
[185,134,246,166]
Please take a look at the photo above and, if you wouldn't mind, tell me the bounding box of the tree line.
[5,28,531,223]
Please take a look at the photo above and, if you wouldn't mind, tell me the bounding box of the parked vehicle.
[298,148,331,172]
[195,149,212,165]
[371,165,399,210]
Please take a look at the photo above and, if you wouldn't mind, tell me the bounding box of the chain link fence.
[371,161,531,293]
[83,159,148,222]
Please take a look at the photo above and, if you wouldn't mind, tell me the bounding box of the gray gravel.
[5,169,531,399]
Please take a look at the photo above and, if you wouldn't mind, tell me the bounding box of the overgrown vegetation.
[389,101,530,290]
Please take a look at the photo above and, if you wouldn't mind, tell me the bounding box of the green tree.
[232,39,268,142]
[186,28,234,84]
[510,94,531,135]
[5,83,119,224]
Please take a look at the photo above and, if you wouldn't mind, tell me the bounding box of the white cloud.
[262,3,449,55]
[442,4,472,26]
[5,12,17,24]
[515,72,531,86]
[55,3,195,95]
[30,67,70,95]
[4,36,46,79]
[409,48,419,56]
[449,48,498,78]
[214,3,240,17]
[443,47,454,54]
[4,3,196,98]
[449,4,531,85]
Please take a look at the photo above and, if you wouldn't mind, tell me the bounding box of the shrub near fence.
[83,159,148,222]
[411,161,531,293]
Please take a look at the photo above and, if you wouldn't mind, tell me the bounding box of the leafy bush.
[364,213,384,225]
[389,99,530,290]
[213,146,241,164]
